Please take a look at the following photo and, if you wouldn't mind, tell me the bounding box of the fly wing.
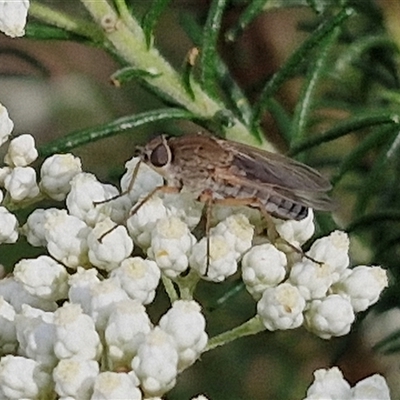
[217,138,334,212]
[221,139,332,192]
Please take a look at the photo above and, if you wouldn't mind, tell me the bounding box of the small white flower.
[257,282,306,330]
[40,154,82,201]
[127,195,168,250]
[4,166,40,201]
[132,327,179,397]
[351,374,391,400]
[53,358,99,399]
[87,218,133,271]
[306,231,350,282]
[0,206,18,244]
[304,367,351,400]
[44,210,90,269]
[0,355,52,400]
[189,234,238,282]
[120,157,163,203]
[242,243,287,300]
[66,172,119,226]
[68,267,101,315]
[0,103,13,146]
[4,134,38,167]
[289,259,334,300]
[110,257,160,304]
[0,297,17,355]
[53,302,102,361]
[211,214,254,256]
[104,299,152,369]
[159,300,208,371]
[0,189,3,204]
[304,294,355,339]
[163,192,203,229]
[0,0,30,37]
[274,209,315,248]
[21,207,59,247]
[13,256,69,301]
[0,276,57,313]
[0,166,11,186]
[76,278,129,332]
[147,216,196,278]
[15,305,56,369]
[91,371,142,400]
[332,266,388,312]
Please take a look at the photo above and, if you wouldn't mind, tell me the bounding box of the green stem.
[162,275,179,303]
[205,316,265,351]
[78,0,269,149]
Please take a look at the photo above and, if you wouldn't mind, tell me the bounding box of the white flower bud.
[0,276,57,313]
[163,192,203,229]
[0,0,29,37]
[110,257,160,305]
[4,166,40,201]
[44,210,90,269]
[189,235,238,282]
[15,305,56,369]
[127,195,168,250]
[68,267,101,315]
[0,297,17,354]
[91,372,141,400]
[120,157,163,203]
[332,266,388,312]
[132,327,179,397]
[53,358,99,399]
[148,216,196,278]
[105,299,152,369]
[257,282,306,330]
[4,134,38,167]
[211,214,254,256]
[304,367,351,400]
[79,279,129,332]
[66,173,119,226]
[0,103,13,146]
[289,259,334,300]
[13,256,69,301]
[351,374,391,400]
[88,218,133,271]
[0,206,18,244]
[22,207,59,247]
[0,356,52,399]
[53,303,102,360]
[242,243,287,300]
[274,209,315,248]
[159,300,207,371]
[306,231,350,281]
[40,154,82,201]
[304,294,355,339]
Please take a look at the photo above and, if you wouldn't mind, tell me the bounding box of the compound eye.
[150,143,170,167]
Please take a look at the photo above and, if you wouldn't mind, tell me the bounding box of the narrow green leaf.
[332,125,398,186]
[26,22,85,41]
[181,13,256,133]
[225,0,272,42]
[181,48,198,100]
[253,6,354,128]
[264,98,292,145]
[289,112,400,156]
[200,0,228,98]
[111,66,161,86]
[290,25,339,155]
[346,210,400,233]
[142,0,173,48]
[38,108,195,157]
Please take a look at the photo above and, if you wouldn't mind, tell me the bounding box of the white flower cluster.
[249,218,388,339]
[0,102,390,398]
[304,366,391,399]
